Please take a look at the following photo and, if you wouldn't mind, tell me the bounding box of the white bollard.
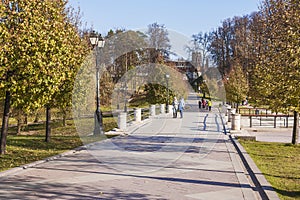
[231,113,241,130]
[227,108,232,122]
[150,105,156,116]
[160,104,165,114]
[118,112,127,130]
[134,108,141,122]
[225,105,231,116]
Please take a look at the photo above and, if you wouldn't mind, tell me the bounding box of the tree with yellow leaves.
[0,0,88,154]
[254,0,300,144]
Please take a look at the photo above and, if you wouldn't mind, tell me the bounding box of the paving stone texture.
[0,93,280,200]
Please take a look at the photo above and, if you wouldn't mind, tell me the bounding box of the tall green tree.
[0,0,87,153]
[224,63,249,109]
[247,11,266,101]
[50,5,89,128]
[104,30,147,83]
[254,0,300,144]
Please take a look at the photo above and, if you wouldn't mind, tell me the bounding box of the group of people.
[171,96,212,119]
[198,98,212,111]
[172,97,185,118]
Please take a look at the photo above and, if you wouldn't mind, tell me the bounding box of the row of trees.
[0,3,186,155]
[205,0,299,144]
[0,0,90,154]
[80,23,189,112]
[73,23,192,141]
[3,0,296,156]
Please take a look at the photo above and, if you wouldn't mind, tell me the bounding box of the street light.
[123,83,128,113]
[202,79,207,98]
[166,74,170,112]
[89,31,105,135]
[124,53,128,113]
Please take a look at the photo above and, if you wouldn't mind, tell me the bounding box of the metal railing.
[141,107,150,120]
[126,109,135,124]
[243,115,293,128]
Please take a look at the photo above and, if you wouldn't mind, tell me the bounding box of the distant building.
[191,52,202,72]
[165,58,198,81]
[191,51,210,73]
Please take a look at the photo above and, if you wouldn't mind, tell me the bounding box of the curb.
[230,135,280,200]
[224,135,258,200]
[219,107,280,200]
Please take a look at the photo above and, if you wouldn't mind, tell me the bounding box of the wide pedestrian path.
[0,93,275,199]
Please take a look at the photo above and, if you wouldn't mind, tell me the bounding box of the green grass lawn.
[1,134,82,171]
[239,140,300,200]
[0,118,118,172]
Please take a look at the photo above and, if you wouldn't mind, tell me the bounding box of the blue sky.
[68,0,261,37]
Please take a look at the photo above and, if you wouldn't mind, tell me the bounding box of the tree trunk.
[63,115,66,127]
[0,91,11,154]
[292,111,299,145]
[24,114,28,125]
[62,110,66,127]
[17,118,21,135]
[45,105,51,143]
[34,111,40,123]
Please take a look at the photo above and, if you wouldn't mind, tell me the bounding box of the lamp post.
[89,31,105,135]
[166,74,170,112]
[203,79,206,98]
[124,53,128,113]
[124,84,128,112]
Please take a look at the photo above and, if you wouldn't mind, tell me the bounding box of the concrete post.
[225,105,231,116]
[160,104,165,114]
[118,112,127,130]
[134,108,141,122]
[227,108,232,122]
[231,113,241,130]
[150,105,156,116]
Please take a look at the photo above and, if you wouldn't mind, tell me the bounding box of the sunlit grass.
[0,118,118,172]
[239,140,300,200]
[0,134,82,172]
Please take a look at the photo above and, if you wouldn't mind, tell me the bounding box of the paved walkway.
[0,93,278,199]
[241,127,295,143]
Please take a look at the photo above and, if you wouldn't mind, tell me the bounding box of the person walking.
[172,97,178,118]
[178,97,185,118]
[202,98,206,109]
[198,100,202,110]
[208,99,212,111]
